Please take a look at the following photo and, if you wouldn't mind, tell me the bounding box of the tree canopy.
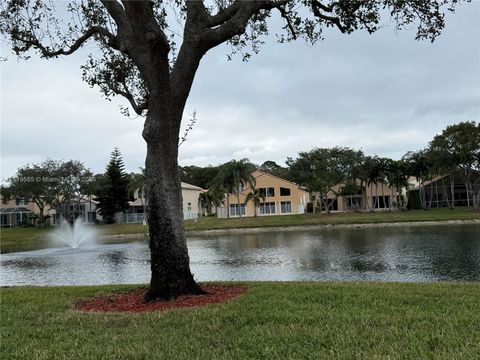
[287,147,363,213]
[1,159,93,226]
[0,0,459,118]
[96,148,130,223]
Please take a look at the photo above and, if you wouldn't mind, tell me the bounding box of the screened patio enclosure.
[0,207,34,227]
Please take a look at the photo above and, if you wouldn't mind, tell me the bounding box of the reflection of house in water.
[408,173,479,209]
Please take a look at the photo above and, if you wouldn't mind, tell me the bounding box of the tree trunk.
[143,109,203,301]
[226,195,230,219]
[397,183,403,209]
[419,186,425,209]
[369,184,374,212]
[465,180,471,207]
[441,177,450,208]
[381,181,385,210]
[39,207,45,227]
[427,182,433,209]
[450,177,455,209]
[237,187,242,218]
[323,196,330,215]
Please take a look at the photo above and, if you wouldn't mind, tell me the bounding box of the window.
[259,202,276,214]
[382,196,391,209]
[281,201,292,213]
[280,187,291,196]
[229,204,246,216]
[325,199,338,211]
[372,196,391,209]
[15,198,28,206]
[346,196,363,209]
[187,202,192,211]
[259,187,275,197]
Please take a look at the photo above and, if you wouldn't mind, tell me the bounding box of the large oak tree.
[0,0,461,300]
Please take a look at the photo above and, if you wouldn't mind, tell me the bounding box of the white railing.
[115,213,146,224]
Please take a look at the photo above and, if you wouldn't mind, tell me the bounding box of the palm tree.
[128,167,146,219]
[208,186,226,209]
[198,192,210,217]
[198,186,225,216]
[385,159,409,210]
[403,150,433,209]
[213,159,255,218]
[377,158,389,209]
[244,185,265,217]
[364,156,381,211]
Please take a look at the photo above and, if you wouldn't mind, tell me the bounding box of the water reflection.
[1,225,479,286]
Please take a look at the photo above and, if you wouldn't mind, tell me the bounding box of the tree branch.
[208,1,242,27]
[100,0,128,26]
[114,80,148,115]
[311,0,346,33]
[277,5,297,40]
[202,1,290,49]
[13,26,118,58]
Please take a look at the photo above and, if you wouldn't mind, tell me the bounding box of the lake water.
[1,224,479,286]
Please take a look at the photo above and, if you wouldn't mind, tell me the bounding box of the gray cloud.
[1,3,479,180]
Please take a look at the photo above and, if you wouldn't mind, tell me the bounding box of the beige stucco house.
[0,194,101,226]
[0,196,38,227]
[217,170,309,218]
[313,180,398,212]
[125,181,203,222]
[49,195,102,225]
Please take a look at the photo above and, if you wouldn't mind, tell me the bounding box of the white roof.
[181,182,203,191]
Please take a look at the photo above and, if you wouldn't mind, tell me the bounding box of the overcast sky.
[1,2,479,180]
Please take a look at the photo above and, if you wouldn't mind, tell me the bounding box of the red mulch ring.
[75,284,248,313]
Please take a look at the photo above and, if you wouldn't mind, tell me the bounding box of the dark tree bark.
[141,50,205,300]
[144,123,203,300]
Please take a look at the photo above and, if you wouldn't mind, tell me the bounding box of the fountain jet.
[50,218,98,249]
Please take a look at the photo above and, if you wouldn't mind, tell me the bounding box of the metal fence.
[114,213,146,224]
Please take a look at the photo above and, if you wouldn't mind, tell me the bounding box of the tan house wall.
[314,181,397,212]
[221,170,309,217]
[182,187,201,218]
[130,182,203,219]
[0,195,54,226]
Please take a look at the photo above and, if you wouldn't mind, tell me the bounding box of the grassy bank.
[1,282,479,359]
[1,207,479,253]
[184,207,480,231]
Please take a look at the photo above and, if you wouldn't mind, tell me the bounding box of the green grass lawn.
[1,207,479,253]
[1,282,479,359]
[184,207,480,231]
